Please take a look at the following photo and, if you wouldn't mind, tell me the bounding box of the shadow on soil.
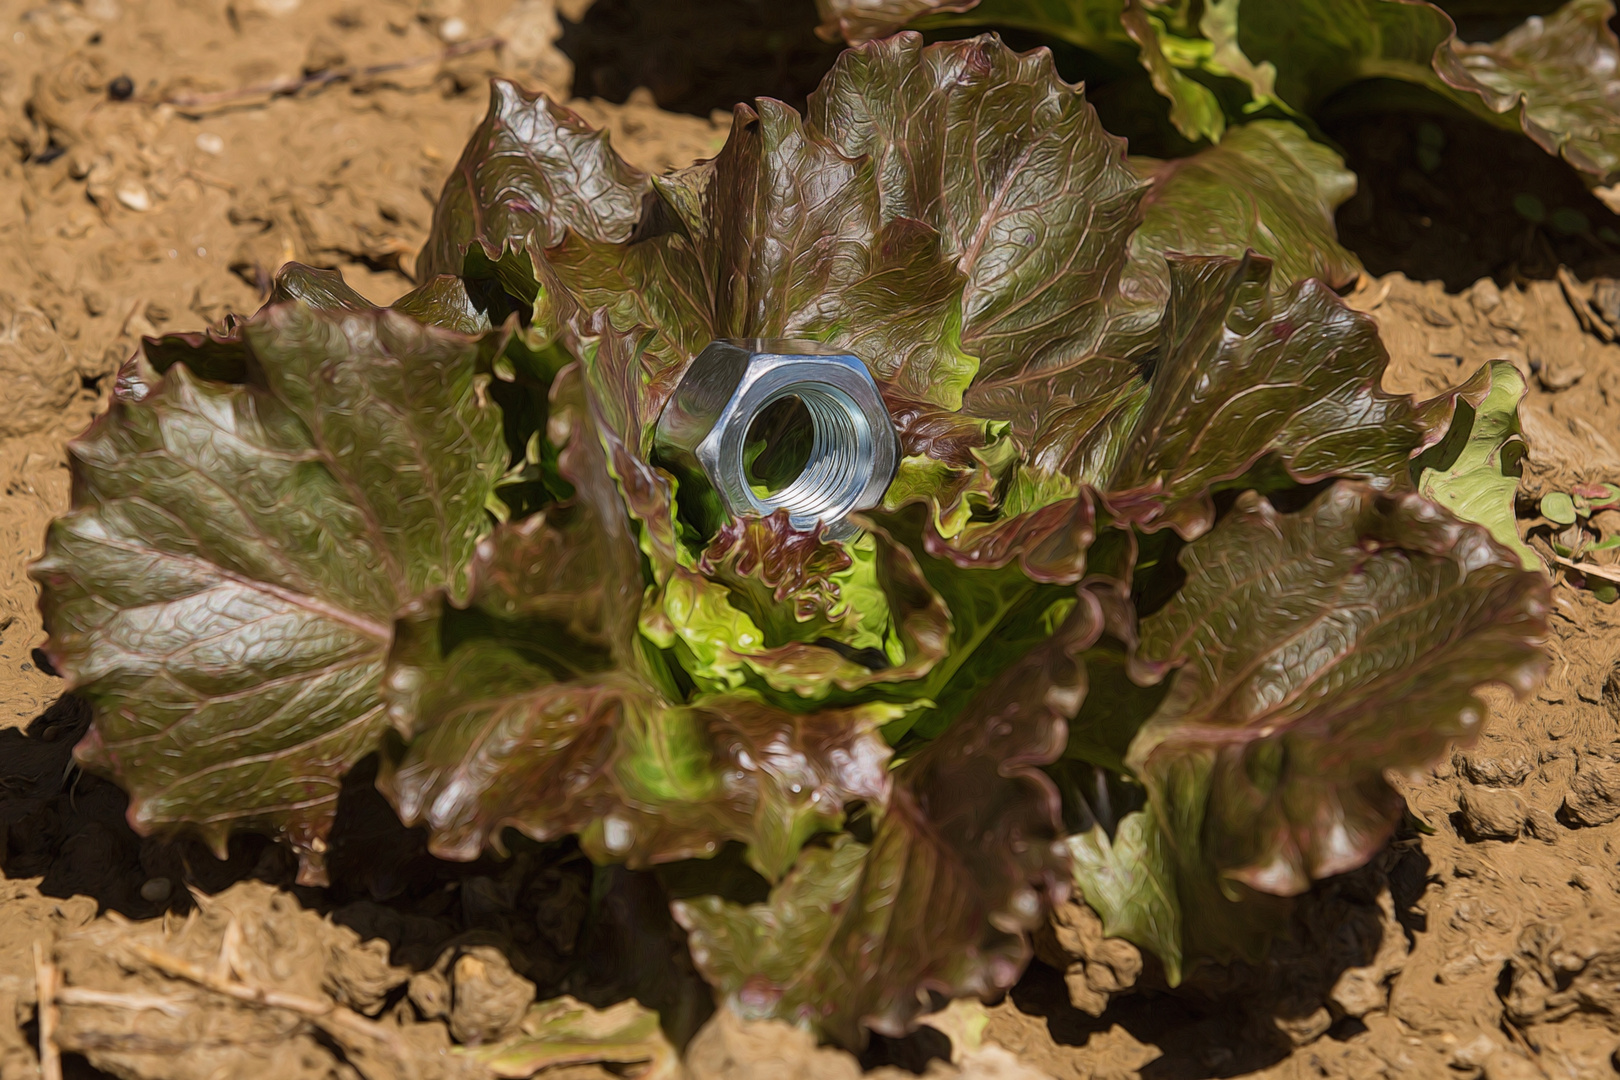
[1324,91,1620,291]
[1002,838,1432,1080]
[0,693,715,1050]
[559,0,844,115]
[3,689,1429,1076]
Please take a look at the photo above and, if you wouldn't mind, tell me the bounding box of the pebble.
[139,877,172,903]
[1468,277,1501,314]
[195,132,225,155]
[114,181,151,213]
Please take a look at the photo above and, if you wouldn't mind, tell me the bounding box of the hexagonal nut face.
[652,339,899,540]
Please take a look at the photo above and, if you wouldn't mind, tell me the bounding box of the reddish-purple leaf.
[31,304,508,883]
[1127,483,1550,895]
[674,582,1120,1045]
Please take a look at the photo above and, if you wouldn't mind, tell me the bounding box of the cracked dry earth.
[3,1,1620,1079]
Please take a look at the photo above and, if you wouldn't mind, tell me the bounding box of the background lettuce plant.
[816,0,1620,184]
[33,33,1549,1045]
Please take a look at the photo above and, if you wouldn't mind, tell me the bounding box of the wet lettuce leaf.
[1101,253,1459,538]
[1436,0,1620,178]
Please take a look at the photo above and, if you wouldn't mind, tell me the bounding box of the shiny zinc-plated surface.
[652,340,899,540]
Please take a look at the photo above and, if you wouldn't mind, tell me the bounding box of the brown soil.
[2,2,1620,1079]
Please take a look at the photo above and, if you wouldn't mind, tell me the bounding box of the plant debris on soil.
[3,1,1620,1079]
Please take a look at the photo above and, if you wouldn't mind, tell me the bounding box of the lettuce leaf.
[1414,360,1539,572]
[820,0,1620,181]
[378,369,898,882]
[33,292,509,884]
[1128,483,1549,897]
[674,582,1109,1044]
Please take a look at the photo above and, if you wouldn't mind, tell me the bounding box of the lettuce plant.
[33,34,1549,1045]
[818,0,1620,181]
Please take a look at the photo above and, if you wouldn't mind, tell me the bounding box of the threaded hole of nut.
[743,387,869,524]
[744,395,814,500]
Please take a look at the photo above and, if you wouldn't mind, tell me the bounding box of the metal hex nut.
[652,339,898,540]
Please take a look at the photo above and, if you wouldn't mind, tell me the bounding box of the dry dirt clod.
[1523,804,1561,842]
[409,968,452,1022]
[1458,787,1528,840]
[1556,266,1613,343]
[1031,899,1142,1016]
[1327,884,1410,1019]
[1458,744,1536,787]
[448,944,535,1046]
[324,927,407,1018]
[0,297,75,440]
[1536,357,1587,391]
[1561,761,1620,827]
[1452,1033,1548,1080]
[39,881,477,1080]
[1273,1006,1332,1047]
[1594,278,1620,329]
[1481,1050,1549,1080]
[685,1007,865,1080]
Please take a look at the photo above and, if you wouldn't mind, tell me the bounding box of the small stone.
[1458,787,1525,841]
[1452,1033,1501,1069]
[1595,278,1620,327]
[114,181,151,212]
[1330,966,1390,1018]
[107,74,133,100]
[1273,1006,1332,1046]
[195,132,224,155]
[1468,278,1502,314]
[139,877,171,903]
[440,15,469,41]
